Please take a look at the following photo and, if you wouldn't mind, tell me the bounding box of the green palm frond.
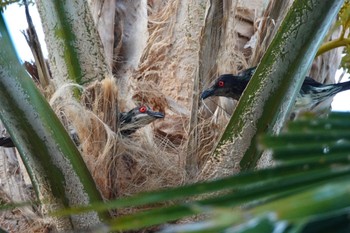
[0,12,109,229]
[53,112,350,232]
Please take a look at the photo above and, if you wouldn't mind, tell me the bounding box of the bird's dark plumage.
[0,106,165,148]
[201,74,248,100]
[201,67,350,114]
[201,67,257,100]
[0,137,15,148]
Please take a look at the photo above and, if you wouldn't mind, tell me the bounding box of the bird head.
[119,105,165,136]
[201,73,251,100]
[201,67,256,100]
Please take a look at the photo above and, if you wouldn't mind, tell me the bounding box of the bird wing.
[238,67,256,78]
[303,76,323,87]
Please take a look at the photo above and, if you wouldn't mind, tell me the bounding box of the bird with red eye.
[218,80,225,87]
[201,71,250,101]
[201,66,350,117]
[0,105,166,148]
[119,105,165,136]
[139,106,147,113]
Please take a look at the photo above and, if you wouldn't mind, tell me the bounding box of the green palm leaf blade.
[261,112,350,161]
[52,111,350,231]
[54,161,350,230]
[54,158,348,216]
[0,14,109,229]
[103,170,350,231]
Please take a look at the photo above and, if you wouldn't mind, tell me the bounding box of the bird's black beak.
[147,110,165,119]
[201,87,215,99]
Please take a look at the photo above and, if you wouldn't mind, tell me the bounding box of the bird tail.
[0,137,15,148]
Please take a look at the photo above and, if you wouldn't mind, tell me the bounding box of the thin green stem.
[317,37,350,56]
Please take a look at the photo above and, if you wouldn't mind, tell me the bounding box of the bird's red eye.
[218,80,224,87]
[139,106,147,113]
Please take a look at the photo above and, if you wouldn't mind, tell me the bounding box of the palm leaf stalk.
[0,14,109,231]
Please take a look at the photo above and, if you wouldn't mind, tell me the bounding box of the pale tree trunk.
[186,0,227,179]
[88,0,116,70]
[36,0,109,86]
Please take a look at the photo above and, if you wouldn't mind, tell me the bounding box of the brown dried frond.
[154,114,188,146]
[49,76,187,200]
[50,81,119,198]
[132,81,168,113]
[108,132,186,200]
[136,0,179,83]
[83,77,119,131]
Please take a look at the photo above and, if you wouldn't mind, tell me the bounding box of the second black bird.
[201,67,350,114]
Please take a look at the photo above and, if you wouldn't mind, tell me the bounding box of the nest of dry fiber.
[50,77,186,200]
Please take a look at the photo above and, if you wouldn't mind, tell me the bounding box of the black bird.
[0,137,15,148]
[0,105,165,148]
[201,67,350,114]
